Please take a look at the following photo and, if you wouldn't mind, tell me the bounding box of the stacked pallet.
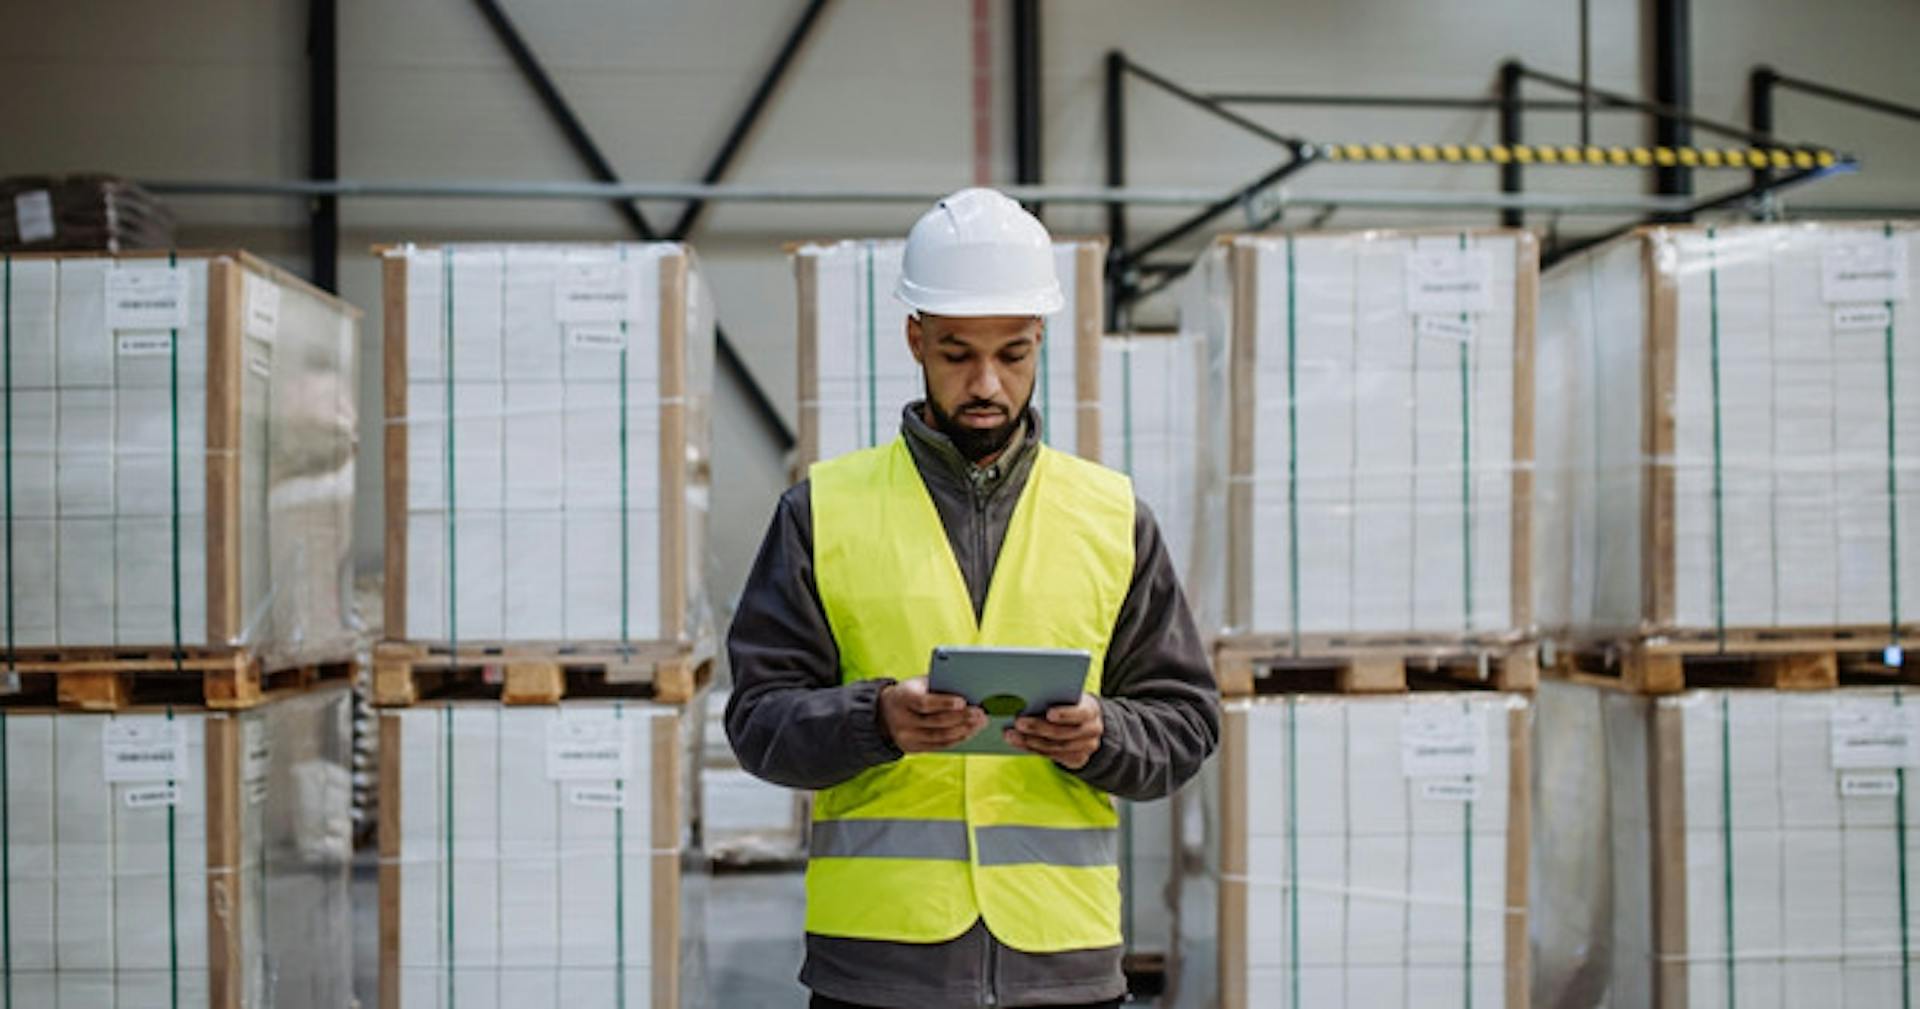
[790,237,1105,465]
[1,175,176,252]
[1181,229,1540,692]
[1535,222,1920,691]
[0,249,360,709]
[374,242,715,1008]
[1174,229,1540,1007]
[1535,681,1920,1007]
[0,685,353,1008]
[376,242,714,705]
[1214,692,1531,1009]
[378,700,701,1009]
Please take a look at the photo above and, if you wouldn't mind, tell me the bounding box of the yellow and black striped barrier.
[1321,142,1843,171]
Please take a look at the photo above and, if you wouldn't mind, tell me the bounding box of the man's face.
[906,313,1043,463]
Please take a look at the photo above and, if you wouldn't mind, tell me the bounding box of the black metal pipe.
[1578,0,1592,146]
[474,0,799,450]
[1120,152,1314,271]
[1545,164,1833,267]
[1749,65,1776,189]
[668,0,831,240]
[307,0,338,293]
[1104,50,1128,326]
[1650,0,1692,211]
[1770,71,1920,123]
[1120,58,1311,150]
[1012,0,1042,206]
[474,0,659,240]
[1498,60,1523,229]
[1518,64,1783,149]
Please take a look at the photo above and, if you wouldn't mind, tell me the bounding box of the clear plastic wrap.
[1101,331,1204,588]
[1179,230,1539,644]
[379,700,707,1009]
[0,686,353,1008]
[1535,222,1920,643]
[1211,692,1532,1009]
[1533,680,1920,1008]
[0,251,361,668]
[791,238,1106,466]
[381,243,713,654]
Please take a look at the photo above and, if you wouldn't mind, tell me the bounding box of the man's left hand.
[1006,694,1104,769]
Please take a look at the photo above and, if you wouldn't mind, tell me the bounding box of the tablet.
[926,645,1091,756]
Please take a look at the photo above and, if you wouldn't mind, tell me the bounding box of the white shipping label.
[555,261,632,323]
[570,785,629,809]
[105,267,191,330]
[103,720,190,782]
[1833,304,1894,331]
[117,334,174,356]
[1822,238,1909,304]
[243,272,281,343]
[14,190,54,243]
[1830,704,1920,769]
[247,348,272,379]
[546,715,631,780]
[1405,249,1494,315]
[568,325,627,352]
[1419,779,1482,802]
[1401,707,1489,777]
[1416,314,1475,343]
[123,783,181,809]
[1840,772,1901,798]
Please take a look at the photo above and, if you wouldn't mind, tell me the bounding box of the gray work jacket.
[725,403,1219,1009]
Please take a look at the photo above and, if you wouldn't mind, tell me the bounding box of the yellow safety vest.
[806,437,1136,953]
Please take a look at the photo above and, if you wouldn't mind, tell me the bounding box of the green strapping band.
[1458,233,1474,633]
[1883,221,1902,650]
[169,251,182,673]
[1462,698,1474,1009]
[1707,228,1728,651]
[444,251,458,666]
[4,255,13,678]
[619,247,632,653]
[615,701,628,1009]
[1285,238,1302,658]
[1286,697,1299,1008]
[864,242,877,449]
[165,707,179,1009]
[1719,692,1736,1007]
[443,705,455,1007]
[1897,691,1912,1009]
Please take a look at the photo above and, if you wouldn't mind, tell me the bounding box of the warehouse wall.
[2,0,1916,633]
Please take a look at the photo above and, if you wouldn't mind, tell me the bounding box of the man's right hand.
[879,677,987,753]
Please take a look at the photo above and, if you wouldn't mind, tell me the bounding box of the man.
[727,187,1218,1009]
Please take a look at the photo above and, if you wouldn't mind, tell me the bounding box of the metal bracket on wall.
[474,0,824,451]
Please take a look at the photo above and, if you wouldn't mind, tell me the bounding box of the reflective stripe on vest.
[806,438,1135,953]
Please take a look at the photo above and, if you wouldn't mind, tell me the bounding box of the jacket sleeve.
[1068,499,1221,802]
[724,481,904,790]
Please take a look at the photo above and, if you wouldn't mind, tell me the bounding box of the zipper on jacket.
[968,465,993,615]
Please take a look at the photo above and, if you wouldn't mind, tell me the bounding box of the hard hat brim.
[893,278,1066,317]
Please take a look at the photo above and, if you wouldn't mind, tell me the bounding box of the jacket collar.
[900,401,1041,498]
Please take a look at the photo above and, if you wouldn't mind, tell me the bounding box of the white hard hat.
[895,187,1065,317]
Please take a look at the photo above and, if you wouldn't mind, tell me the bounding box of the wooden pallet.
[372,640,711,706]
[1214,634,1539,696]
[1543,628,1920,694]
[0,647,354,711]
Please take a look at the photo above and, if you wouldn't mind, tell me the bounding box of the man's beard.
[926,386,1027,464]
